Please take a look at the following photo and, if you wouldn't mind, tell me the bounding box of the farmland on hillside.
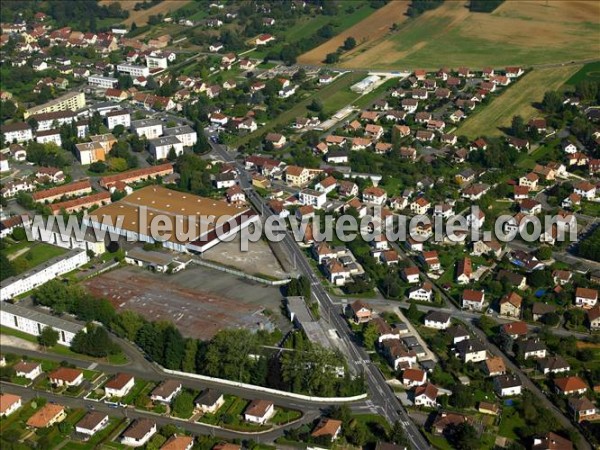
[457,65,582,139]
[311,0,600,70]
[100,0,191,26]
[298,1,410,65]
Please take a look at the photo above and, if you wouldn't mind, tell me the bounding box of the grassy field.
[299,1,410,65]
[457,65,581,138]
[234,73,358,146]
[566,61,600,85]
[100,0,192,26]
[283,1,374,44]
[328,0,600,69]
[5,241,67,273]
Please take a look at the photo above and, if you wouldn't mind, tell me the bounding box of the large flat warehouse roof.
[88,185,252,244]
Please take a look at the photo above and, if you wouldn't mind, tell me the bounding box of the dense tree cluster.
[579,226,600,262]
[407,0,444,17]
[469,0,504,13]
[31,277,361,396]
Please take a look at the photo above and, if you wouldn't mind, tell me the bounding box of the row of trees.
[31,277,362,397]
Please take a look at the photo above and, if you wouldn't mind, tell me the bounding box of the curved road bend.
[0,382,316,442]
[0,344,365,416]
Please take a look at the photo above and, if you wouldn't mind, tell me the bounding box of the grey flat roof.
[127,247,174,266]
[0,248,85,288]
[1,301,84,334]
[149,135,181,146]
[164,125,195,136]
[131,118,162,128]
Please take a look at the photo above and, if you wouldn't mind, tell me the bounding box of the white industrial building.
[0,301,84,345]
[0,249,89,300]
[30,219,106,255]
[88,75,119,89]
[351,75,380,93]
[116,64,150,78]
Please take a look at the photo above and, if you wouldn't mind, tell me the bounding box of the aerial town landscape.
[0,1,599,449]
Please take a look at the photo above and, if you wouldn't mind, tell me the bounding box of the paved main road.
[209,142,431,450]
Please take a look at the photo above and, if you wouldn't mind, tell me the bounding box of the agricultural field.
[320,0,600,70]
[457,65,582,138]
[100,0,191,26]
[566,61,600,85]
[298,1,410,65]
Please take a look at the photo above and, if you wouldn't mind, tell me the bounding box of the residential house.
[574,181,596,200]
[121,419,157,447]
[402,267,420,284]
[408,282,434,302]
[501,321,528,340]
[14,361,42,380]
[311,418,342,442]
[538,356,571,375]
[286,166,311,187]
[575,287,598,308]
[48,367,83,387]
[150,380,182,404]
[382,340,417,370]
[26,404,66,428]
[161,435,194,450]
[299,189,326,209]
[244,400,275,425]
[568,397,596,423]
[105,373,135,398]
[414,383,439,408]
[499,292,523,318]
[362,186,387,206]
[531,433,573,450]
[410,197,430,215]
[484,356,506,377]
[194,389,224,414]
[554,376,588,396]
[265,133,286,149]
[494,375,522,397]
[0,394,22,417]
[402,368,427,388]
[75,411,109,436]
[424,311,451,330]
[520,338,547,360]
[446,325,470,344]
[456,258,473,285]
[472,240,503,258]
[349,300,372,324]
[431,411,471,436]
[587,306,600,331]
[455,339,487,363]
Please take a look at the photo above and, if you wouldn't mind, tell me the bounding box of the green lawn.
[271,408,302,425]
[565,61,600,85]
[498,405,526,440]
[120,380,153,405]
[516,138,561,169]
[342,1,600,70]
[6,242,67,274]
[234,73,358,146]
[580,200,600,217]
